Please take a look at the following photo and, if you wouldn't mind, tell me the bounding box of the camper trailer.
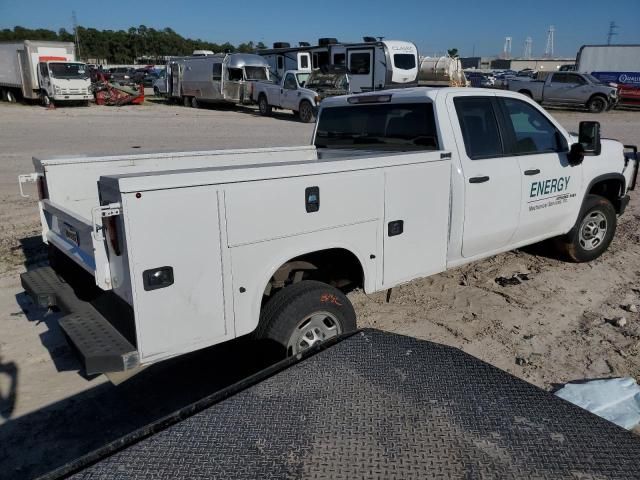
[257,38,418,92]
[166,53,270,107]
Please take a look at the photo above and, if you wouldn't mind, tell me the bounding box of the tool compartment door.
[122,186,229,362]
[382,161,450,287]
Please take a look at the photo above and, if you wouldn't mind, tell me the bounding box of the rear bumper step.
[21,267,139,375]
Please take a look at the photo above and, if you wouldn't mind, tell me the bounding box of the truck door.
[280,72,300,110]
[499,97,583,242]
[170,62,181,97]
[347,49,374,92]
[545,72,582,104]
[449,94,522,258]
[37,62,50,95]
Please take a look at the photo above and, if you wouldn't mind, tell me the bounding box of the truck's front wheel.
[587,95,608,113]
[258,95,272,116]
[555,194,617,262]
[256,281,356,357]
[40,92,51,107]
[298,100,316,123]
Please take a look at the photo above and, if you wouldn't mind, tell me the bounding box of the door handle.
[468,176,490,184]
[524,169,541,176]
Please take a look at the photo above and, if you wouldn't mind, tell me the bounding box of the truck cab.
[36,60,92,106]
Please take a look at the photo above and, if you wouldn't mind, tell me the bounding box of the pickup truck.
[253,69,348,123]
[19,88,638,378]
[507,71,619,113]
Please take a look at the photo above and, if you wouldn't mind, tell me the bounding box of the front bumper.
[52,94,92,101]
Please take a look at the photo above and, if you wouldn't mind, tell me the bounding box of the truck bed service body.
[19,88,639,376]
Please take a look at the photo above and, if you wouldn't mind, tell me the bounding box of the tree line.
[0,26,268,63]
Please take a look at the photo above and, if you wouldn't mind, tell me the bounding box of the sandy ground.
[0,99,638,478]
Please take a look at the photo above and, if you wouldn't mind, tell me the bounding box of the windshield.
[296,73,310,87]
[244,66,268,80]
[315,103,439,151]
[584,74,604,85]
[48,62,88,79]
[394,54,416,70]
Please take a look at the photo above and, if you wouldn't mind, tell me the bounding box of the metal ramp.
[44,329,639,479]
[21,267,138,374]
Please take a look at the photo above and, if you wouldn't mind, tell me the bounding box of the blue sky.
[1,0,639,58]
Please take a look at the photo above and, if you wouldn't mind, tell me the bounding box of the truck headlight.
[54,86,61,93]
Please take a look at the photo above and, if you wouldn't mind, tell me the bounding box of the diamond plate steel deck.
[57,329,640,479]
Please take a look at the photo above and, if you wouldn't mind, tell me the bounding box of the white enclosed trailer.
[0,40,91,104]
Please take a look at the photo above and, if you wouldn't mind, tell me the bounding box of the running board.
[21,267,139,375]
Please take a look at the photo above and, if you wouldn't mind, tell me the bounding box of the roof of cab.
[320,86,492,107]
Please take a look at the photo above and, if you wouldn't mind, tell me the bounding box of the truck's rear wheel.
[182,96,190,107]
[5,89,16,103]
[587,95,608,113]
[256,280,356,357]
[258,95,272,116]
[191,97,199,108]
[298,100,315,123]
[554,194,616,262]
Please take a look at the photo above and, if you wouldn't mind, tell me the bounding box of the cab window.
[212,63,222,81]
[501,98,562,155]
[284,73,297,89]
[454,97,504,159]
[565,73,586,85]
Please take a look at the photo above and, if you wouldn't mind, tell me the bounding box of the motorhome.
[257,38,418,92]
[166,53,270,107]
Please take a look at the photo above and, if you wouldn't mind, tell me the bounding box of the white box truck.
[0,40,92,105]
[18,88,638,378]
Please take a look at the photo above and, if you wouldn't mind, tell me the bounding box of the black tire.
[258,94,272,116]
[298,100,316,123]
[554,194,617,262]
[191,97,199,108]
[5,89,16,103]
[182,96,190,107]
[587,95,608,113]
[256,280,356,357]
[153,86,160,96]
[40,91,51,107]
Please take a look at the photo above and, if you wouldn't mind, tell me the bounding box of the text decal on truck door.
[529,176,570,199]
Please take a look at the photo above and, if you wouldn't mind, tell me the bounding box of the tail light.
[37,176,49,200]
[105,216,122,256]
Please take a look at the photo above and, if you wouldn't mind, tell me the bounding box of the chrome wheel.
[287,311,341,355]
[579,211,607,251]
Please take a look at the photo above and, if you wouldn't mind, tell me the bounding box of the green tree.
[447,48,459,58]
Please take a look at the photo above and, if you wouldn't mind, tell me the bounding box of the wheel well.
[589,178,624,212]
[263,248,364,302]
[518,89,532,96]
[588,93,608,103]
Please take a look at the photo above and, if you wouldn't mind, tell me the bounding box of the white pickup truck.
[19,88,638,378]
[252,70,319,122]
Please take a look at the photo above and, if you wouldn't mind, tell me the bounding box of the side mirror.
[578,121,601,156]
[568,142,585,166]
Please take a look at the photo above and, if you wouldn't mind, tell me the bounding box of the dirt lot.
[0,99,639,478]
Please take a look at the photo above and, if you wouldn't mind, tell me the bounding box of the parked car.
[109,67,136,83]
[507,71,618,112]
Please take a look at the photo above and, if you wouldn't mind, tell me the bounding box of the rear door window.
[453,97,504,159]
[315,103,439,151]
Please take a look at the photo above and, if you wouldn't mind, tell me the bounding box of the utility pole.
[545,25,555,57]
[607,21,619,44]
[72,11,81,60]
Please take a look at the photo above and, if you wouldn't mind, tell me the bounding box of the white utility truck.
[19,88,638,377]
[0,40,91,105]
